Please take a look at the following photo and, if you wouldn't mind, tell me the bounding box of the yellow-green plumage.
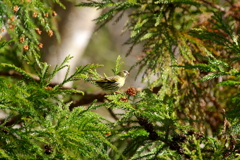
[91,70,129,92]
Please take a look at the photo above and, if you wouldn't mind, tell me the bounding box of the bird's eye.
[124,71,129,75]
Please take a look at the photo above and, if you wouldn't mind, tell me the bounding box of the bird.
[90,70,130,93]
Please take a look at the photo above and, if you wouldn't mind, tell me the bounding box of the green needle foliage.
[0,0,240,159]
[0,1,118,159]
[76,0,240,159]
[0,56,116,159]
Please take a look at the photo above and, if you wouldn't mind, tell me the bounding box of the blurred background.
[41,0,146,93]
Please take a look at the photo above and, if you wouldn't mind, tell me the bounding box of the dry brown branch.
[201,0,226,12]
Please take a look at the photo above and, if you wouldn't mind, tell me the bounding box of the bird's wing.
[95,76,118,83]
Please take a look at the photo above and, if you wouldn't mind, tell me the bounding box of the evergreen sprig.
[0,61,114,158]
[0,0,239,159]
[0,1,115,158]
[77,0,240,159]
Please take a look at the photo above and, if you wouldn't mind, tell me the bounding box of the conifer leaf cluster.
[76,0,240,159]
[0,0,239,159]
[0,1,115,159]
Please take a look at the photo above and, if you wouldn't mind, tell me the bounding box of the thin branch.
[0,115,21,127]
[201,0,226,12]
[69,86,161,109]
[69,92,106,110]
[0,71,161,109]
[107,108,119,121]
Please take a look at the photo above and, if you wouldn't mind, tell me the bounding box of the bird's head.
[118,70,130,78]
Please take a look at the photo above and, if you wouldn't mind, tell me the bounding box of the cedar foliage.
[0,0,240,159]
[0,1,117,159]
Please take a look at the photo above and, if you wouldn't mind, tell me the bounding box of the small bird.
[90,70,130,93]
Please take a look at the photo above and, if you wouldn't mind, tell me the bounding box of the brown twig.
[69,92,106,110]
[0,115,21,127]
[0,70,162,128]
[200,0,226,12]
